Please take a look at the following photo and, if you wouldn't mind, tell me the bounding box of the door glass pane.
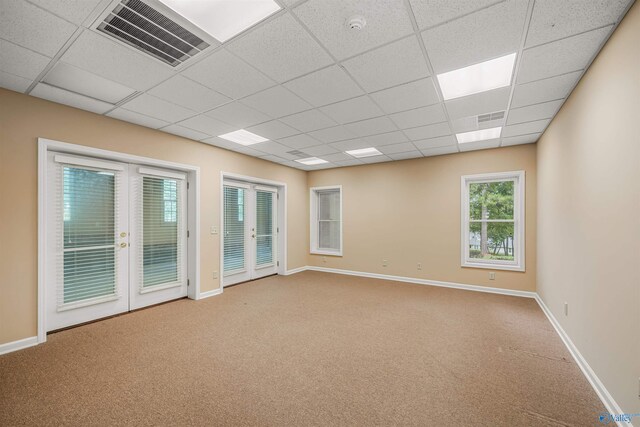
[62,166,116,304]
[224,186,245,272]
[142,177,179,287]
[469,222,515,261]
[256,190,273,266]
[469,181,514,220]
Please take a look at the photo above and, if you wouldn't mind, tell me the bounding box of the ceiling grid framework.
[0,0,634,170]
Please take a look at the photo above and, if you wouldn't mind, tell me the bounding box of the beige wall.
[307,144,537,292]
[0,88,308,345]
[537,1,640,415]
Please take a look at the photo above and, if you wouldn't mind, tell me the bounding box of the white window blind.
[310,186,342,256]
[255,190,275,266]
[58,164,120,309]
[224,186,246,273]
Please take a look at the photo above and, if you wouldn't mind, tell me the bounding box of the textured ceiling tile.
[342,36,429,92]
[107,108,169,129]
[161,124,211,141]
[242,86,312,118]
[387,150,423,160]
[228,13,333,82]
[525,0,631,47]
[329,138,371,151]
[307,125,357,143]
[506,100,563,125]
[444,86,510,120]
[389,104,447,129]
[511,71,581,108]
[30,83,113,114]
[246,120,300,140]
[293,0,414,60]
[370,78,440,114]
[458,139,501,151]
[303,144,340,156]
[121,94,195,123]
[0,70,31,92]
[179,114,236,136]
[284,65,364,107]
[182,49,275,99]
[502,119,550,137]
[420,144,458,157]
[205,102,270,128]
[27,0,104,25]
[277,133,322,149]
[360,131,408,146]
[501,133,540,146]
[344,116,397,137]
[0,39,50,80]
[422,0,528,73]
[280,109,337,132]
[320,96,384,124]
[409,0,499,30]
[378,142,417,154]
[412,135,457,150]
[403,122,451,141]
[517,26,611,84]
[148,75,231,112]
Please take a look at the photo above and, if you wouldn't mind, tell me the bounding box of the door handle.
[252,234,255,238]
[120,242,128,248]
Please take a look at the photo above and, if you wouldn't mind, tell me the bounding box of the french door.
[46,153,188,331]
[223,181,278,287]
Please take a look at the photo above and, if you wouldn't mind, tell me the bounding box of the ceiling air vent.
[287,150,309,158]
[97,0,210,67]
[477,110,505,124]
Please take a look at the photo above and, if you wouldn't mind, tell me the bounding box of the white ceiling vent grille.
[97,0,210,67]
[477,111,505,124]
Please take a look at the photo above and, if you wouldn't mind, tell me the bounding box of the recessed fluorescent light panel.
[159,0,281,42]
[218,129,268,146]
[345,147,383,158]
[437,53,517,100]
[456,127,502,144]
[295,157,328,166]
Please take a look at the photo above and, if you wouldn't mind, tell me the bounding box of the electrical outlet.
[210,226,218,235]
[564,302,569,316]
[489,272,495,280]
[382,259,388,267]
[417,263,422,270]
[213,271,218,279]
[322,256,327,263]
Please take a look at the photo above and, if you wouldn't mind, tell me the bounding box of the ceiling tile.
[420,145,458,157]
[413,135,456,150]
[107,108,169,129]
[228,12,333,82]
[303,144,340,156]
[501,133,541,146]
[280,109,337,132]
[148,75,231,112]
[360,155,392,164]
[502,119,550,137]
[0,0,77,57]
[361,131,408,146]
[27,0,104,25]
[525,0,631,47]
[182,49,275,99]
[202,136,242,151]
[284,65,364,107]
[0,39,50,80]
[30,83,112,114]
[409,0,498,30]
[180,114,236,136]
[378,142,417,154]
[121,94,195,122]
[444,86,510,120]
[403,122,451,140]
[370,78,439,114]
[322,152,353,162]
[61,31,174,91]
[293,0,414,60]
[320,96,383,124]
[277,134,321,149]
[345,116,396,137]
[389,104,447,129]
[307,125,357,143]
[422,0,528,73]
[329,138,371,151]
[246,120,300,139]
[511,71,581,108]
[507,100,563,125]
[252,141,293,156]
[335,159,364,167]
[518,26,611,84]
[161,124,210,141]
[0,70,31,92]
[342,36,429,92]
[242,85,312,118]
[388,150,423,160]
[458,139,501,152]
[205,101,270,128]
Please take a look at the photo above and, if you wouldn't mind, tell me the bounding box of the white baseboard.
[0,336,38,356]
[303,266,537,298]
[284,266,309,275]
[198,288,223,300]
[534,296,632,427]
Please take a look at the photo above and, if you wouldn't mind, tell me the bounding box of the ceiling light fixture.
[295,157,328,165]
[218,129,268,146]
[456,127,502,144]
[437,53,517,100]
[159,0,281,42]
[345,147,383,158]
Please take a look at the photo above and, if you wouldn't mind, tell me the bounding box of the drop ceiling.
[0,0,634,170]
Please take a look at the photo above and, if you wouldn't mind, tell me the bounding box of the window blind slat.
[223,186,245,272]
[256,190,274,266]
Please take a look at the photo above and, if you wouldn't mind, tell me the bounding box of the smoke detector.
[346,15,366,31]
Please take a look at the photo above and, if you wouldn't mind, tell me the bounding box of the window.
[163,179,177,223]
[310,186,342,256]
[461,171,524,271]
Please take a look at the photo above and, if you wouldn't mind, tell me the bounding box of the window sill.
[462,261,524,272]
[311,249,343,257]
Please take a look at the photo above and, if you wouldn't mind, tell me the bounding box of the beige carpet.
[0,271,603,426]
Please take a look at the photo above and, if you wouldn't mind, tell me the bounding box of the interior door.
[46,153,129,331]
[129,166,188,310]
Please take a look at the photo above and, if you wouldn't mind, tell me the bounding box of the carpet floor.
[0,271,603,426]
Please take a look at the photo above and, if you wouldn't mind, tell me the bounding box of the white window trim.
[310,185,343,257]
[461,171,525,272]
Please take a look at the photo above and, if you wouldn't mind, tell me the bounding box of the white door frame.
[38,138,201,344]
[219,172,287,291]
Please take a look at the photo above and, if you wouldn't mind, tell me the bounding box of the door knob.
[120,232,127,238]
[120,242,128,248]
